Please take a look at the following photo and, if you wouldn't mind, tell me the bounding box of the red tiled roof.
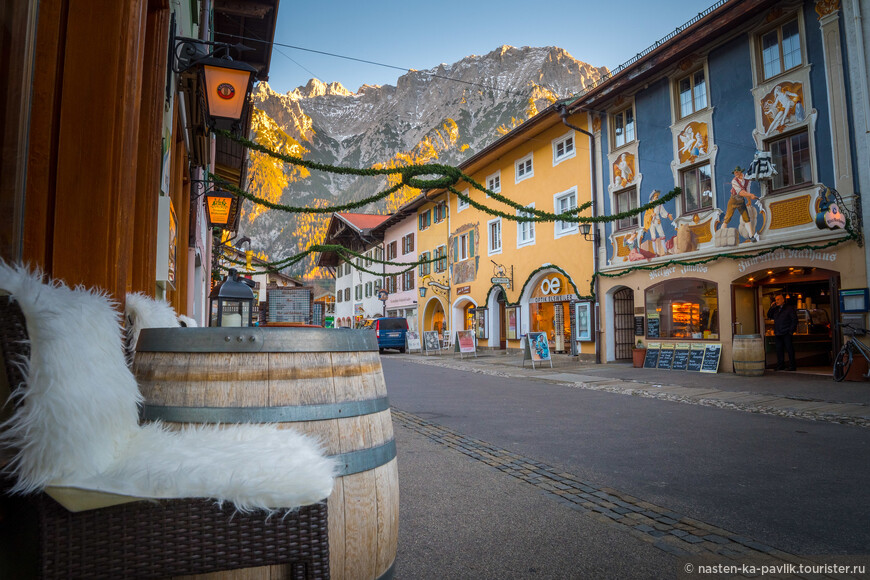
[337,212,390,231]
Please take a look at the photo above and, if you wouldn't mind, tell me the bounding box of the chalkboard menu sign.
[671,343,690,370]
[643,342,661,368]
[700,343,722,373]
[687,345,706,371]
[634,316,645,336]
[657,344,675,369]
[647,317,660,338]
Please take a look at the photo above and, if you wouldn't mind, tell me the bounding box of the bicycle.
[833,322,870,382]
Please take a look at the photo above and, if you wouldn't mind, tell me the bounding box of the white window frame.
[552,131,576,166]
[611,105,636,149]
[674,67,709,120]
[458,232,470,261]
[516,203,536,248]
[457,188,470,212]
[487,218,502,256]
[486,171,501,197]
[554,187,579,238]
[515,153,534,184]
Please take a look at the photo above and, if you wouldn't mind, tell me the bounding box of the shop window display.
[645,279,719,339]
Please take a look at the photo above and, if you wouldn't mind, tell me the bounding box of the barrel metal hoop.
[332,439,396,476]
[139,397,391,423]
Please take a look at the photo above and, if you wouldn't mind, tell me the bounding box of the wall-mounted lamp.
[580,222,594,241]
[419,286,427,298]
[170,17,257,131]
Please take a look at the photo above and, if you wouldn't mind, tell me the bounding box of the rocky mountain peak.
[244,45,609,277]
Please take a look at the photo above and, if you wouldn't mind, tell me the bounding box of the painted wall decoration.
[612,152,636,187]
[761,82,805,136]
[677,121,709,164]
[713,166,766,246]
[450,224,480,285]
[642,189,675,257]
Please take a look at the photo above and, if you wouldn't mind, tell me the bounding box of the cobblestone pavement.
[392,408,866,578]
[396,354,870,428]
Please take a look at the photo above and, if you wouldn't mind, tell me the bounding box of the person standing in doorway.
[767,292,798,370]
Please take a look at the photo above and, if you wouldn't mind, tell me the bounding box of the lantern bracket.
[169,16,254,76]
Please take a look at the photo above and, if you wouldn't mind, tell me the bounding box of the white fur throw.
[0,263,336,511]
[125,292,181,352]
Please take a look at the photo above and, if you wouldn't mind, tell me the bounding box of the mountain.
[241,45,608,277]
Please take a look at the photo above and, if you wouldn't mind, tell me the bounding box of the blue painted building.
[562,0,865,372]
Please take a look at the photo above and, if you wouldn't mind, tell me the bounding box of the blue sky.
[267,0,722,94]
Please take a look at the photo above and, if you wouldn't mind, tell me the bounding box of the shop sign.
[457,286,471,295]
[649,264,708,281]
[491,276,511,285]
[736,248,837,273]
[530,294,579,303]
[529,274,577,303]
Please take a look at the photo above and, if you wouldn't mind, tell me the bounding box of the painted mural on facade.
[678,122,709,164]
[761,82,805,135]
[612,153,636,187]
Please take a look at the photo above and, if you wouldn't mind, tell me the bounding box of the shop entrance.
[732,267,839,371]
[613,287,634,360]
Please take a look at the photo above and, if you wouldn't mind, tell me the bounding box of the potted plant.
[632,339,646,368]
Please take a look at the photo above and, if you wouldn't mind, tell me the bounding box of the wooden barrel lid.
[136,327,377,353]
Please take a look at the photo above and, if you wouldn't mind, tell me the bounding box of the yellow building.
[417,106,597,358]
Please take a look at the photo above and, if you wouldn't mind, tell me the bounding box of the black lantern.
[170,18,257,130]
[419,286,427,298]
[209,268,255,327]
[580,222,594,241]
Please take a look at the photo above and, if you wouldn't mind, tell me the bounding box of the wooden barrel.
[133,327,398,580]
[732,334,765,376]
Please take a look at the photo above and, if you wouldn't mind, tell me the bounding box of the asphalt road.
[382,357,870,562]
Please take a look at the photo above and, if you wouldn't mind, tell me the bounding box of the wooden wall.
[24,0,171,305]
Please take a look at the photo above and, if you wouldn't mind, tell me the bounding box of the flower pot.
[632,347,646,368]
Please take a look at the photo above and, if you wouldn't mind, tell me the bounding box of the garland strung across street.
[216,244,439,276]
[212,129,861,304]
[215,129,678,224]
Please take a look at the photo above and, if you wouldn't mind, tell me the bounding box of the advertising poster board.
[455,330,477,358]
[657,343,675,369]
[574,301,593,341]
[406,330,422,353]
[506,306,518,340]
[687,344,706,371]
[423,330,442,355]
[671,343,691,370]
[700,343,722,373]
[522,332,553,369]
[643,342,661,368]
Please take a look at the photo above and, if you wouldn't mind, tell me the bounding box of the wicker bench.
[0,296,330,579]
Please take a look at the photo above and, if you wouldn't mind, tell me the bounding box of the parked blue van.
[364,317,408,353]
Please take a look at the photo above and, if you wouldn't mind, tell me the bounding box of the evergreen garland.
[216,129,678,224]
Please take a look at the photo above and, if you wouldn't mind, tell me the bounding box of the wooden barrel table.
[732,334,765,376]
[133,326,398,580]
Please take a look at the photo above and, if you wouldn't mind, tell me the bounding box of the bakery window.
[645,278,719,340]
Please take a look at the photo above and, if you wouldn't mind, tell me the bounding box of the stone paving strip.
[401,356,870,428]
[392,408,856,578]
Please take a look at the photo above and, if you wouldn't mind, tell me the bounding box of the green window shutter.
[469,231,475,257]
[453,237,458,262]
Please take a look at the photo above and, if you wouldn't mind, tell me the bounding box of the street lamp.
[580,222,594,241]
[419,286,427,298]
[209,268,255,327]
